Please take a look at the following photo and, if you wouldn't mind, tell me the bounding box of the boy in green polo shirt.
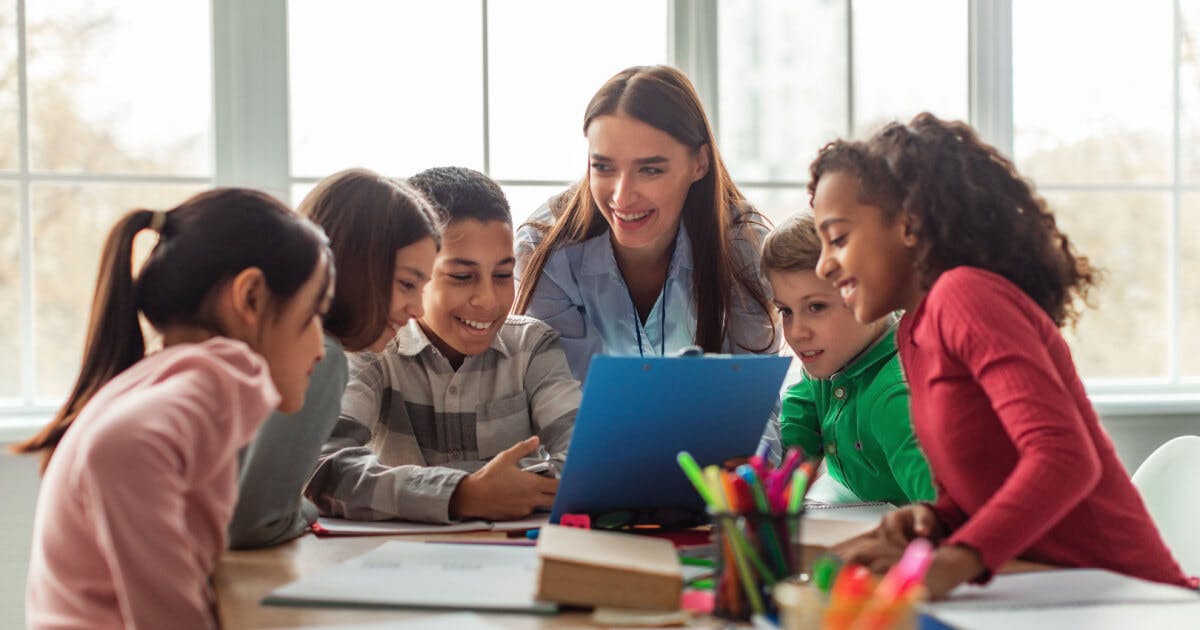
[762,213,933,505]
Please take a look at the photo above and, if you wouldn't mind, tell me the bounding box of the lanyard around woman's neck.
[628,238,678,358]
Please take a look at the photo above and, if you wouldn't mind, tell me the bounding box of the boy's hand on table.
[450,436,558,521]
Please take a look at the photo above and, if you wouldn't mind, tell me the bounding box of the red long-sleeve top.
[898,266,1189,587]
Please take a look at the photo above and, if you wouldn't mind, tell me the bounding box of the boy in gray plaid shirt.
[306,167,580,523]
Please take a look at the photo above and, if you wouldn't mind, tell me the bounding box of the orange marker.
[822,565,876,630]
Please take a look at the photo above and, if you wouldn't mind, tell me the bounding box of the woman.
[515,65,779,383]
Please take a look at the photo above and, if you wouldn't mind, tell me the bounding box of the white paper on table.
[314,513,548,536]
[800,503,893,548]
[484,513,549,532]
[264,541,557,613]
[927,602,1200,630]
[267,612,507,630]
[314,517,492,536]
[928,568,1199,610]
[922,568,1200,629]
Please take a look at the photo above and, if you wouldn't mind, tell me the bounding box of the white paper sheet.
[929,568,1199,610]
[928,602,1200,630]
[264,541,557,613]
[314,513,548,536]
[922,569,1200,629]
[269,612,507,630]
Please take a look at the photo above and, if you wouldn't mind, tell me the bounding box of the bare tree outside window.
[3,1,210,402]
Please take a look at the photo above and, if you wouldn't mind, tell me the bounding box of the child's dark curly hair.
[808,112,1100,328]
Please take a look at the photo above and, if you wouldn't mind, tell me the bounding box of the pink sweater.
[26,337,279,630]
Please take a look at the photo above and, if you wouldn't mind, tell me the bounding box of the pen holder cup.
[774,579,825,630]
[709,510,804,621]
[775,577,923,630]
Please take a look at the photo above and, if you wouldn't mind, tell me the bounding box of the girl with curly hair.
[812,113,1190,598]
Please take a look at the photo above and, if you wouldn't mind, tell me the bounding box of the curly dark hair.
[408,166,511,226]
[808,112,1100,328]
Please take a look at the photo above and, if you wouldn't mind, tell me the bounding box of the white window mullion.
[968,0,1013,157]
[16,0,34,408]
[481,0,491,176]
[669,0,720,131]
[212,0,290,200]
[846,0,855,135]
[1169,0,1183,384]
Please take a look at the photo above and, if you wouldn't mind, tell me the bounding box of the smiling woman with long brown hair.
[514,65,779,384]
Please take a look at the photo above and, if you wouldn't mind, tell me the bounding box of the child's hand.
[832,504,945,573]
[879,504,944,547]
[924,544,986,600]
[450,437,558,520]
[832,528,907,574]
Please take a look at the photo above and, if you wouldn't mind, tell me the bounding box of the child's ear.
[692,144,711,183]
[228,267,269,328]
[900,211,920,248]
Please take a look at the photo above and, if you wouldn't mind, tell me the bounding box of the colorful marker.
[676,451,717,507]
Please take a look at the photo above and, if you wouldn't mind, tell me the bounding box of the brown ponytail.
[13,210,156,470]
[12,188,329,471]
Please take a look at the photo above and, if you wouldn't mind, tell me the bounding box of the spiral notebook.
[311,514,547,537]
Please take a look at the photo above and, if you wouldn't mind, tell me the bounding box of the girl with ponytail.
[18,188,332,630]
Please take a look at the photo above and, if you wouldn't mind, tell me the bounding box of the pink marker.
[748,454,768,480]
[877,538,935,598]
[777,448,803,479]
[764,449,804,509]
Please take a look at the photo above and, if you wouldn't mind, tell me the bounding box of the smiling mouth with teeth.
[455,316,495,331]
[799,350,823,359]
[613,209,653,222]
[838,280,857,300]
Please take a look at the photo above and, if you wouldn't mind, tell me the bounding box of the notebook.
[263,541,556,613]
[311,514,547,537]
[548,354,791,524]
[801,503,894,548]
[273,613,506,630]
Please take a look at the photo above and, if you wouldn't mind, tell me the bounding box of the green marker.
[812,554,841,595]
[787,467,810,514]
[676,451,717,507]
[703,466,726,511]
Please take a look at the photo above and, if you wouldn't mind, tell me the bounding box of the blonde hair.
[761,212,822,274]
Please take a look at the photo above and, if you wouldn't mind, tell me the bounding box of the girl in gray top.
[227,168,441,548]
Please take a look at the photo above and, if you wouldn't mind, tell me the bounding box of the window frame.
[0,0,1194,438]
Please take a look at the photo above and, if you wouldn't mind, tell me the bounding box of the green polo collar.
[820,315,900,383]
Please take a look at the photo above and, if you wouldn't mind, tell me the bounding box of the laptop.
[548,353,792,525]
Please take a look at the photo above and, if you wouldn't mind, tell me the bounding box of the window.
[1178,0,1200,381]
[717,0,967,226]
[288,1,485,179]
[2,1,1197,432]
[287,0,668,227]
[4,0,211,413]
[1013,0,1195,386]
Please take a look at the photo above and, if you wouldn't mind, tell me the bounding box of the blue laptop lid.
[548,354,791,524]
